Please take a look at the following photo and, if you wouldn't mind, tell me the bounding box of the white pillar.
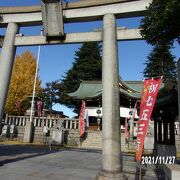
[0,23,19,131]
[98,14,123,179]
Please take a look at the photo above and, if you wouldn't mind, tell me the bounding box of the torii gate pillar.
[98,13,124,179]
[0,23,19,132]
[178,59,180,136]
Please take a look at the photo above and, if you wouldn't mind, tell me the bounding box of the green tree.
[40,81,59,114]
[56,42,102,112]
[5,50,42,115]
[143,43,177,82]
[140,0,180,45]
[141,0,178,91]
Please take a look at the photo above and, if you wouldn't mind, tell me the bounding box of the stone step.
[83,138,102,141]
[80,131,103,148]
[122,154,136,162]
[81,144,101,148]
[81,143,101,145]
[82,140,102,143]
[81,141,101,143]
[83,136,102,139]
[82,143,102,146]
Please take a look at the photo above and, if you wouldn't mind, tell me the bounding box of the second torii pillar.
[98,13,123,179]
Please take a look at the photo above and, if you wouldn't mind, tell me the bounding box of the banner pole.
[143,75,163,81]
[139,162,142,180]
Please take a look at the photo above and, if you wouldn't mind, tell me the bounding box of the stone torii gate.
[0,0,152,179]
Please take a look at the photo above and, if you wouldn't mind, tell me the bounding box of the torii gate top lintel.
[0,0,152,46]
[0,0,148,14]
[0,0,152,26]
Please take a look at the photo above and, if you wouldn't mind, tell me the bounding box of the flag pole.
[30,29,43,122]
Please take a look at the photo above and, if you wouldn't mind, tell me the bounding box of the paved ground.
[1,143,177,180]
[0,144,101,180]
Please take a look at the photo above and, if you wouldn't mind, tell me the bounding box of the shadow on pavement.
[0,144,62,166]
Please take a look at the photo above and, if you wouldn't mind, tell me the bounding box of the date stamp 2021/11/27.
[141,156,175,164]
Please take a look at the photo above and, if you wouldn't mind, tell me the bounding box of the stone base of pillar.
[97,171,125,180]
[23,121,33,143]
[154,143,176,169]
[155,143,176,158]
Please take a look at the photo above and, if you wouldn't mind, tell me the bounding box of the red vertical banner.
[79,99,86,137]
[125,118,129,141]
[36,100,43,117]
[136,77,162,161]
[132,100,138,120]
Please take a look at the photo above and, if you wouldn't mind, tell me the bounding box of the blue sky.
[1,0,180,117]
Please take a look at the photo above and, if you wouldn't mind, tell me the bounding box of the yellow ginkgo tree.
[5,50,42,115]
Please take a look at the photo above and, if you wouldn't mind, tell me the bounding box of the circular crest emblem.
[96,109,101,114]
